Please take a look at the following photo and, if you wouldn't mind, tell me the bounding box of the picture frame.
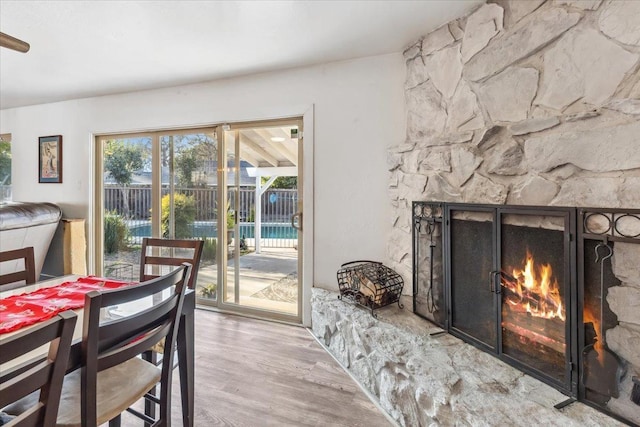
[38,135,63,183]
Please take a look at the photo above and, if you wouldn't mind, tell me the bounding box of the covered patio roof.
[233,126,298,168]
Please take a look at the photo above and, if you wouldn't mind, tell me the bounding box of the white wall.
[0,53,406,291]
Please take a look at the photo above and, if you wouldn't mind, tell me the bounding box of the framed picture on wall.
[38,135,63,183]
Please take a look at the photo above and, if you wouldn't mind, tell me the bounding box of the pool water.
[129,222,297,239]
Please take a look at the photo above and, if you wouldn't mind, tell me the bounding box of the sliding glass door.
[159,131,219,301]
[95,128,219,298]
[219,120,303,322]
[98,135,152,281]
[95,118,303,322]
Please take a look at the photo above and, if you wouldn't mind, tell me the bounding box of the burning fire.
[501,250,565,321]
[584,307,605,366]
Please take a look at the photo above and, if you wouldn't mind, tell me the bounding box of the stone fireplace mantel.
[311,288,624,427]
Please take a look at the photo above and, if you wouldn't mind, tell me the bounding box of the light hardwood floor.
[122,309,391,426]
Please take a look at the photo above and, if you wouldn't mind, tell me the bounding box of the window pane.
[161,132,218,301]
[0,135,11,202]
[103,137,151,281]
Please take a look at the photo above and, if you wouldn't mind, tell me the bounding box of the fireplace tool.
[582,241,626,403]
[423,218,438,314]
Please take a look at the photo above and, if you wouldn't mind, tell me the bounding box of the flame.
[583,307,605,366]
[502,250,565,321]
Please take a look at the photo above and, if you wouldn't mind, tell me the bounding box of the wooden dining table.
[0,275,195,427]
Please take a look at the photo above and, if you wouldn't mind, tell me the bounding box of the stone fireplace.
[412,202,640,424]
[383,0,639,423]
[312,1,639,426]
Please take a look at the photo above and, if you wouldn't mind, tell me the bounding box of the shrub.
[227,209,236,230]
[104,211,128,253]
[199,283,217,299]
[161,193,196,238]
[202,237,217,261]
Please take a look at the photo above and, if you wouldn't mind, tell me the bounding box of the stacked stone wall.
[385,0,640,423]
[389,0,640,281]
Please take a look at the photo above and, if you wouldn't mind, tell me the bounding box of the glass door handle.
[291,212,302,231]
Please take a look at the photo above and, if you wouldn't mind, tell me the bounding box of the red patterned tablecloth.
[0,276,133,334]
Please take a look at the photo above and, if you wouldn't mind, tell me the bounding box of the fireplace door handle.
[489,271,498,293]
[494,272,505,294]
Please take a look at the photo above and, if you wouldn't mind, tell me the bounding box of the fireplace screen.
[445,205,575,394]
[578,208,640,425]
[500,214,568,384]
[582,238,623,404]
[448,209,495,349]
[415,203,640,424]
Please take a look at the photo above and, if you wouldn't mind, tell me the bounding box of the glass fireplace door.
[498,208,574,391]
[445,204,576,395]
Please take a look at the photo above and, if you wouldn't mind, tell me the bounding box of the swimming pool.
[129,221,297,240]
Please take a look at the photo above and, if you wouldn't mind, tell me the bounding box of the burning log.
[502,278,561,310]
[502,304,566,354]
[501,273,564,320]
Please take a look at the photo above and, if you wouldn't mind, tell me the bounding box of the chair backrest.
[0,247,36,290]
[0,310,77,427]
[80,263,191,425]
[139,238,203,289]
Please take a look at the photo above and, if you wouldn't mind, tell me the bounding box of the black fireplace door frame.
[444,204,499,353]
[577,207,640,413]
[444,203,578,397]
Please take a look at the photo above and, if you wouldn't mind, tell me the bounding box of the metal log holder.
[337,261,404,317]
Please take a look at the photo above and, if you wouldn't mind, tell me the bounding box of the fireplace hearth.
[413,202,640,425]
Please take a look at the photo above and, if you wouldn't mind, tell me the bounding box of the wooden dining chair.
[54,263,191,427]
[0,247,36,290]
[139,238,203,290]
[138,238,202,421]
[0,311,77,427]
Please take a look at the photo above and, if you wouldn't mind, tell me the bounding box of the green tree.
[104,140,143,217]
[165,133,217,187]
[0,140,11,185]
[161,193,196,238]
[261,176,297,189]
[175,147,199,187]
[184,133,217,161]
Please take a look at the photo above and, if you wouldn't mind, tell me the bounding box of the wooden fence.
[105,185,298,223]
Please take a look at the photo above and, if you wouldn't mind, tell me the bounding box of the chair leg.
[143,350,157,425]
[159,378,172,427]
[109,415,122,427]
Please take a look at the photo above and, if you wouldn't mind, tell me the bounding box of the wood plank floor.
[121,309,391,426]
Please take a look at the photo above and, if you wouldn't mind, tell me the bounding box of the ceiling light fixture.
[270,137,285,142]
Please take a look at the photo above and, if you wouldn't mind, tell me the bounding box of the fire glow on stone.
[584,307,606,366]
[502,250,566,321]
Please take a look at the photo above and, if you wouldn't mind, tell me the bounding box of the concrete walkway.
[197,247,298,315]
